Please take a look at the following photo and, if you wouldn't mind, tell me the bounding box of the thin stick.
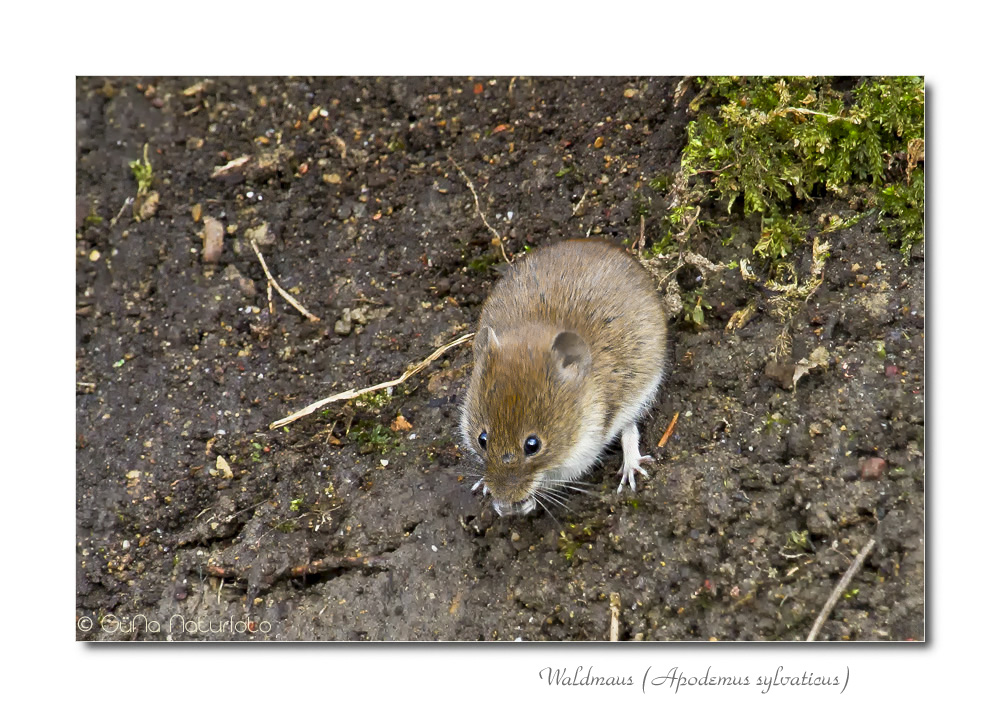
[631,214,646,253]
[447,155,511,264]
[657,411,680,448]
[785,107,858,123]
[269,332,474,429]
[806,537,876,641]
[249,237,321,322]
[609,592,621,641]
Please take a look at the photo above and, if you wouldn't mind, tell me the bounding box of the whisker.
[535,487,571,511]
[532,493,562,528]
[541,479,596,496]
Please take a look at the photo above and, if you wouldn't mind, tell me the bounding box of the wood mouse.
[460,239,668,516]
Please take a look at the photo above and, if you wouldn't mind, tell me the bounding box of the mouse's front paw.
[617,454,653,493]
[471,479,489,496]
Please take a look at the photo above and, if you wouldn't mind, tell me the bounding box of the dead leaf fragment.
[907,138,924,184]
[216,455,233,480]
[211,155,251,179]
[390,414,413,432]
[791,346,832,389]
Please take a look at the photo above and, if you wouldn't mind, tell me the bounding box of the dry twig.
[806,537,877,641]
[657,411,680,448]
[609,592,621,641]
[249,237,321,322]
[270,332,474,430]
[630,215,646,254]
[447,154,511,264]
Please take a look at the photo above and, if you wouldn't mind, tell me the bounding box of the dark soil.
[76,77,924,641]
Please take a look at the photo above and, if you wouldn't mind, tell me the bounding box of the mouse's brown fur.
[460,239,668,515]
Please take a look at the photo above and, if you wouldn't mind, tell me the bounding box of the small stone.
[202,216,224,263]
[322,173,342,185]
[349,307,368,325]
[859,457,887,481]
[594,136,604,149]
[221,265,256,296]
[89,249,101,262]
[191,203,202,222]
[334,308,352,335]
[245,222,275,247]
[764,361,796,391]
[138,191,159,220]
[624,88,638,98]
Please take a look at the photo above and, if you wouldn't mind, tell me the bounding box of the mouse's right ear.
[473,326,501,358]
[551,330,592,381]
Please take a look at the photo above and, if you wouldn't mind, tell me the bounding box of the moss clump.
[467,253,500,273]
[351,389,393,412]
[129,143,154,195]
[879,161,924,257]
[352,421,398,455]
[675,76,924,261]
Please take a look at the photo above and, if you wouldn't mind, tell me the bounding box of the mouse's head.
[460,325,598,515]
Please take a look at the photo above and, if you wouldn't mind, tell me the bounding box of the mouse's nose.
[500,452,516,465]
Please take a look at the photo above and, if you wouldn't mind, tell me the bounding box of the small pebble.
[334,308,352,335]
[859,457,887,480]
[202,216,224,263]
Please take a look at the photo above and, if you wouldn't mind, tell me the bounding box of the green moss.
[352,421,399,455]
[679,76,924,261]
[555,164,576,179]
[784,530,811,551]
[129,143,154,195]
[468,253,500,273]
[648,174,671,192]
[351,389,393,412]
[681,289,712,330]
[84,207,104,226]
[880,167,924,257]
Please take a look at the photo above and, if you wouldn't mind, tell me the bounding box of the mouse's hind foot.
[617,421,654,493]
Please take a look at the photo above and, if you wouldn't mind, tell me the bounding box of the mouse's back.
[479,239,667,388]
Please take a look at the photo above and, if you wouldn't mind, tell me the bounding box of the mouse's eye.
[478,431,488,450]
[524,435,541,456]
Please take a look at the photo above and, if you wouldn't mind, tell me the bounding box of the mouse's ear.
[551,331,591,380]
[474,326,501,358]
